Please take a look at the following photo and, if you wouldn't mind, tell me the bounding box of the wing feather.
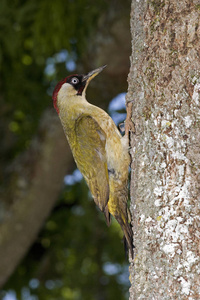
[73,114,110,224]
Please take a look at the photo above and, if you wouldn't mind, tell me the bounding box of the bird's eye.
[71,77,79,85]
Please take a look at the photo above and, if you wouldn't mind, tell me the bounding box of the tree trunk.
[127,0,200,299]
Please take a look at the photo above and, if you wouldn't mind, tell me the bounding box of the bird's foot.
[125,101,135,137]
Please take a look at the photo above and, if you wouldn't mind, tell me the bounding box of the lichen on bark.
[127,0,200,299]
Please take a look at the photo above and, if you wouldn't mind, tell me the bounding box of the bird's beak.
[82,65,107,83]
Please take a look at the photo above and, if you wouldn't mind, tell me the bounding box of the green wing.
[74,114,110,225]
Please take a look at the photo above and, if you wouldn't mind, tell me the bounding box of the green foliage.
[0,0,107,161]
[3,178,130,300]
[0,1,130,298]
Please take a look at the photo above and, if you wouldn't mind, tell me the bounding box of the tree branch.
[0,109,74,287]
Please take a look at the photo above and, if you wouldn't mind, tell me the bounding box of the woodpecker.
[52,66,133,258]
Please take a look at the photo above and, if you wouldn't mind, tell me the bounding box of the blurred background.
[0,0,131,299]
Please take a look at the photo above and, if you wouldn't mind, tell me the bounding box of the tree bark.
[127,0,200,299]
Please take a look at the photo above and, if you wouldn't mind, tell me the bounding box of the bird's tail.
[104,205,111,226]
[107,179,133,258]
[122,222,134,259]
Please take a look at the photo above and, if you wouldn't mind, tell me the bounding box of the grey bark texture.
[127,0,200,299]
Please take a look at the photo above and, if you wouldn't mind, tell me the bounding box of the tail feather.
[104,205,111,227]
[122,222,134,259]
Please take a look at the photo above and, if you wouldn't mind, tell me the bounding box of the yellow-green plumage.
[53,66,133,258]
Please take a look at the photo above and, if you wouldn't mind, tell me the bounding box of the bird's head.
[52,65,106,114]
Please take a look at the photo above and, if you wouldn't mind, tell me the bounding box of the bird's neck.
[58,93,87,109]
[58,94,89,122]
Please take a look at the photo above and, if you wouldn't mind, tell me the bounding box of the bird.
[52,65,133,258]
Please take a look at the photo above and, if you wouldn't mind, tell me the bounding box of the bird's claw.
[125,101,135,136]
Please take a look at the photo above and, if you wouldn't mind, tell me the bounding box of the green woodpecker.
[52,66,133,258]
